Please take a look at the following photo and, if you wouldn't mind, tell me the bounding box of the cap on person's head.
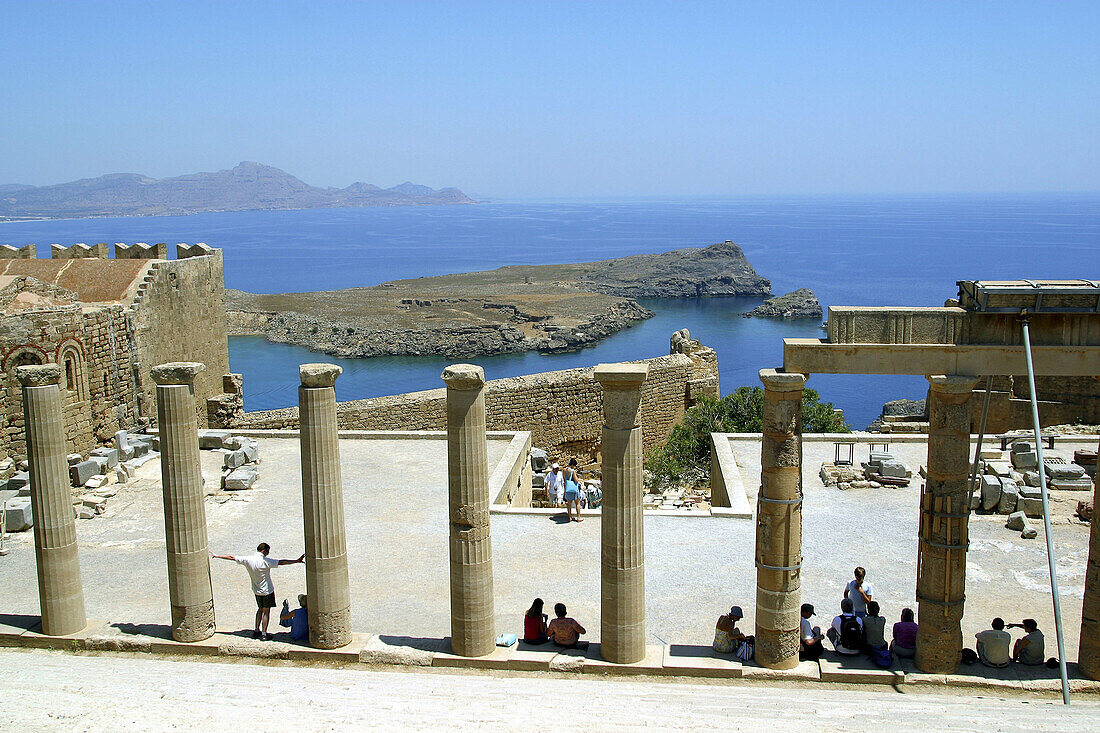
[729,606,743,619]
[552,463,560,469]
[841,597,854,613]
[801,603,815,616]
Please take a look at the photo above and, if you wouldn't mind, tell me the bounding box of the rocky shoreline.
[227,240,775,359]
[228,296,653,358]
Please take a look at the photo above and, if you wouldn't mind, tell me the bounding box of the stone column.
[18,365,86,636]
[299,364,352,649]
[1080,435,1100,680]
[594,363,649,664]
[442,364,495,657]
[152,362,215,642]
[755,369,807,669]
[916,374,979,674]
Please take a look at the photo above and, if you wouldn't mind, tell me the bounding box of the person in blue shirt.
[292,594,310,641]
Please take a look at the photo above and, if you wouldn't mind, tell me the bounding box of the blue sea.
[3,194,1097,428]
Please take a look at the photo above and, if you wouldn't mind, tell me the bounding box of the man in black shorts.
[214,543,304,639]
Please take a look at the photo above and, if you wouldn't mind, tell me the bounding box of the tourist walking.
[523,598,549,644]
[563,458,584,522]
[975,617,1011,668]
[545,463,565,507]
[213,543,304,640]
[844,566,874,618]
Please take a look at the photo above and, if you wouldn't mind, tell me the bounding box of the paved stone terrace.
[2,647,1098,732]
[0,435,1094,662]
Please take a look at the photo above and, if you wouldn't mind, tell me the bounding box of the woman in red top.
[524,598,549,644]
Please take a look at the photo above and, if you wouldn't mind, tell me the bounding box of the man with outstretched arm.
[213,542,304,640]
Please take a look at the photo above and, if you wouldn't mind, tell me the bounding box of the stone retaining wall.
[225,344,719,462]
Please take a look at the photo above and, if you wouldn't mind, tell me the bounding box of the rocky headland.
[743,288,822,319]
[227,241,773,359]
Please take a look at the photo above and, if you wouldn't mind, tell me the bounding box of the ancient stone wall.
[228,346,720,463]
[129,251,229,426]
[0,305,89,458]
[0,246,230,459]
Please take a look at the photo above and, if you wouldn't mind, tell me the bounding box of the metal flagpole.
[1020,312,1070,705]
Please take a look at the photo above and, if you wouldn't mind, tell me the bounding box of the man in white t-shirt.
[545,464,565,506]
[799,603,825,660]
[975,617,1012,667]
[844,566,874,618]
[214,542,304,640]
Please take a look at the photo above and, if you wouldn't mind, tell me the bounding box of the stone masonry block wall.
[0,244,37,259]
[232,349,720,462]
[129,252,229,427]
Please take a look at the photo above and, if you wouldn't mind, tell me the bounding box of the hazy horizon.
[3,1,1097,198]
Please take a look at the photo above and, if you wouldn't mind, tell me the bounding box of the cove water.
[4,194,1097,428]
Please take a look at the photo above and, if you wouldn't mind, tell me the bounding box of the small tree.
[645,385,849,490]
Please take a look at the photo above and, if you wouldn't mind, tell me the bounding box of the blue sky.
[2,1,1097,197]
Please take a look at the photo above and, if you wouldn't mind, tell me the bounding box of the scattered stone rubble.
[198,430,261,492]
[819,450,912,490]
[0,429,264,531]
[969,442,1095,538]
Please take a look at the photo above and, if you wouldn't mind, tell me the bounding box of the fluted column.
[299,363,352,649]
[1080,435,1100,679]
[19,365,86,636]
[755,369,806,669]
[152,362,215,642]
[594,363,648,664]
[916,374,979,673]
[442,364,495,657]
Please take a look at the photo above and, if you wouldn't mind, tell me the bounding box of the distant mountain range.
[0,162,475,221]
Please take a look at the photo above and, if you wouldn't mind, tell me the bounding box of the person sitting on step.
[799,603,825,661]
[523,597,549,645]
[826,598,864,655]
[975,617,1011,668]
[891,607,918,658]
[713,605,751,654]
[1009,619,1045,665]
[546,602,587,649]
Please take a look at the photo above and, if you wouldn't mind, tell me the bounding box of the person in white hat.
[545,463,565,507]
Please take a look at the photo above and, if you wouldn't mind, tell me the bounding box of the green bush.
[644,386,849,490]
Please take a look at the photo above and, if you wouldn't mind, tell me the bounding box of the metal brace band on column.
[919,537,969,551]
[758,496,802,505]
[923,509,971,519]
[916,594,966,607]
[756,560,802,572]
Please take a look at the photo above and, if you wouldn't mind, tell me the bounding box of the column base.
[171,601,216,642]
[310,607,353,649]
[755,627,800,669]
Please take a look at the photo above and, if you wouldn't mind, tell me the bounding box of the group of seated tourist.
[714,566,1049,669]
[523,598,587,648]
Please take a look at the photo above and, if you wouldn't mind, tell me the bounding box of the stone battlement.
[0,243,217,261]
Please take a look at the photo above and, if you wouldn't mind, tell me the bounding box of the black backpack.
[839,615,864,649]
